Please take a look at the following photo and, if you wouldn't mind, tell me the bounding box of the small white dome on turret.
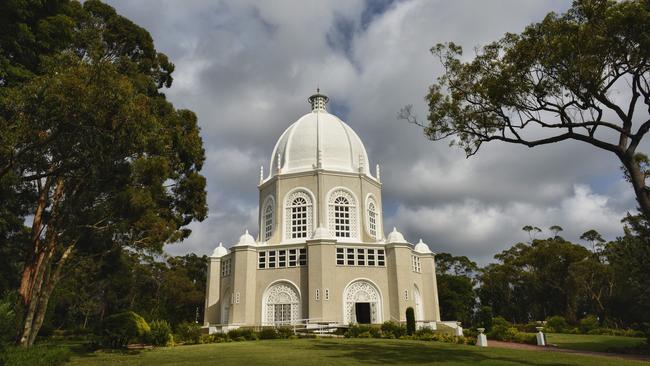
[387,227,407,243]
[414,238,432,254]
[211,242,228,258]
[235,229,256,246]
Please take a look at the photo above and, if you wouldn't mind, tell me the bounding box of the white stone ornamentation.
[343,280,381,324]
[263,282,301,325]
[285,190,313,240]
[328,189,357,239]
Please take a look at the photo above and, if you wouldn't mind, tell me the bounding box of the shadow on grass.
[58,341,143,360]
[307,339,576,366]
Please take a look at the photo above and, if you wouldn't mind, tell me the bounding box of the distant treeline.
[436,215,650,337]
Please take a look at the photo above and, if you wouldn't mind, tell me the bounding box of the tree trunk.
[18,177,68,347]
[621,154,650,220]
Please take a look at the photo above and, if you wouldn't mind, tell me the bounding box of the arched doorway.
[343,279,382,324]
[413,285,424,321]
[262,281,301,325]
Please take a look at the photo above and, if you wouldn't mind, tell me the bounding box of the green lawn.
[67,338,648,366]
[543,332,646,353]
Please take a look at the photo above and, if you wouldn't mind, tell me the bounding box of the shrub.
[513,332,537,345]
[101,311,150,348]
[227,327,257,341]
[201,332,230,343]
[546,315,568,333]
[414,327,436,341]
[519,322,542,333]
[487,316,511,340]
[475,306,493,331]
[579,315,599,334]
[258,328,279,339]
[406,307,415,335]
[276,327,294,339]
[175,322,202,344]
[5,344,72,366]
[149,320,173,346]
[380,321,406,338]
[345,324,380,338]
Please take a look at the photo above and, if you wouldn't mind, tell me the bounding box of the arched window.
[328,190,357,239]
[263,202,273,241]
[262,281,301,325]
[367,201,377,238]
[285,191,313,240]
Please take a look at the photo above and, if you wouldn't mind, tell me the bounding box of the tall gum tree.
[402,0,650,218]
[0,1,207,346]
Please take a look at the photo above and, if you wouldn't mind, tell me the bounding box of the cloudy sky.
[106,0,638,264]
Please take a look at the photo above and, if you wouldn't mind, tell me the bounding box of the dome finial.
[308,88,328,112]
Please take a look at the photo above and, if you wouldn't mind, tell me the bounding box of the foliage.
[478,238,596,323]
[413,328,475,345]
[258,328,279,340]
[406,307,416,335]
[345,325,381,339]
[149,320,173,347]
[201,333,230,343]
[175,322,202,344]
[276,327,294,339]
[435,253,477,325]
[474,306,493,331]
[487,317,535,344]
[380,321,406,339]
[0,0,207,346]
[101,311,150,349]
[579,315,600,334]
[546,316,569,333]
[606,215,650,342]
[0,294,17,345]
[226,328,258,341]
[408,0,650,219]
[4,344,71,366]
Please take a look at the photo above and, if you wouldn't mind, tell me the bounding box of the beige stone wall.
[204,241,441,326]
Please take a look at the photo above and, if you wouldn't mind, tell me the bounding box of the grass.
[66,338,649,366]
[543,332,647,353]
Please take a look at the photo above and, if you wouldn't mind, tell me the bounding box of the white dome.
[414,239,432,254]
[235,230,256,246]
[269,92,371,177]
[387,227,407,243]
[211,242,228,258]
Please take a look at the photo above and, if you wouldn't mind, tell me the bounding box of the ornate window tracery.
[285,191,313,240]
[328,190,357,239]
[263,282,301,325]
[343,280,382,324]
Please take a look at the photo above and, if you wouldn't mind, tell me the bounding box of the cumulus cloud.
[105,0,640,260]
[392,184,628,264]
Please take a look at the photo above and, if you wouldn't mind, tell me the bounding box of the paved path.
[488,340,650,362]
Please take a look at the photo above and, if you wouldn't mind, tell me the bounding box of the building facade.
[204,92,442,329]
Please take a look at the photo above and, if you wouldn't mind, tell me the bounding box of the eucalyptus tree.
[0,1,207,346]
[403,0,650,219]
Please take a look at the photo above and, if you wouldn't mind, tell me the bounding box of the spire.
[308,88,329,112]
[376,164,381,182]
[259,165,264,183]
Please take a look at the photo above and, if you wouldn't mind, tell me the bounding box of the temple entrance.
[355,303,371,324]
[344,279,382,324]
